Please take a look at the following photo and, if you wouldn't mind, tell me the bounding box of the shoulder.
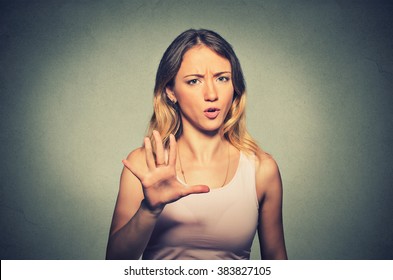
[121,146,148,181]
[254,150,282,202]
[126,146,146,163]
[254,150,280,179]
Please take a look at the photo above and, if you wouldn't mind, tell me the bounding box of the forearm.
[258,221,288,260]
[106,201,162,260]
[260,241,287,260]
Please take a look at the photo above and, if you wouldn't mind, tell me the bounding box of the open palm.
[122,131,210,212]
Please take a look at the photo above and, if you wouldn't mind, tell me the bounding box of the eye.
[187,79,199,85]
[217,76,230,82]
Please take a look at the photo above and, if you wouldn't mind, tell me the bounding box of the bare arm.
[105,148,158,259]
[256,153,288,260]
[106,132,209,259]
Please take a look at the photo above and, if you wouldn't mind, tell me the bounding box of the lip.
[204,107,220,119]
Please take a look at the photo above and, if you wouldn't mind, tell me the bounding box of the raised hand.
[122,130,210,213]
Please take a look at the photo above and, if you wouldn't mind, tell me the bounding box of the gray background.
[1,0,392,260]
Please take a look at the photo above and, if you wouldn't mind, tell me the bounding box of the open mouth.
[204,108,220,119]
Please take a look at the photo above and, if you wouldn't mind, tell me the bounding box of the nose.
[204,80,218,102]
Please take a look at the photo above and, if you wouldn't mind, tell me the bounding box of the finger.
[153,130,165,166]
[144,137,156,170]
[168,134,177,166]
[181,185,210,197]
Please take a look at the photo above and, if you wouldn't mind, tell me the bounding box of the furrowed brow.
[183,74,204,79]
[183,71,231,79]
[213,71,231,77]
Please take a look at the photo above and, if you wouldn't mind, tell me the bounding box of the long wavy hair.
[147,29,260,156]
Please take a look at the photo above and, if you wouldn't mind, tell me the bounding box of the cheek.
[177,95,196,110]
[223,91,235,114]
[224,91,235,107]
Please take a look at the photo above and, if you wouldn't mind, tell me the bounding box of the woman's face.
[166,45,234,134]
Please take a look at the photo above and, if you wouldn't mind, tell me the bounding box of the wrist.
[140,199,164,216]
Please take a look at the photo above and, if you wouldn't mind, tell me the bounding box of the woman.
[106,29,287,260]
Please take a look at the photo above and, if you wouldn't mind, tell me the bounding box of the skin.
[106,45,287,260]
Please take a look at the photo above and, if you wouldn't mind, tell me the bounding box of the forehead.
[178,45,231,74]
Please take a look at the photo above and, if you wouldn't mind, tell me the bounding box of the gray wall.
[1,0,392,260]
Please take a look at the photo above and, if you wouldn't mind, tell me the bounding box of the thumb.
[122,159,143,181]
[181,185,210,197]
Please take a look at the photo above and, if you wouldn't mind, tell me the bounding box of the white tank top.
[142,152,259,260]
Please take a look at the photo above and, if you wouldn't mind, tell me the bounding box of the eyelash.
[217,76,230,82]
[187,79,199,85]
[186,76,230,85]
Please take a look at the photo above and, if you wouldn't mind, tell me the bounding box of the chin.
[198,124,223,135]
[184,117,225,135]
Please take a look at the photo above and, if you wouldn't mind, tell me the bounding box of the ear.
[165,86,177,103]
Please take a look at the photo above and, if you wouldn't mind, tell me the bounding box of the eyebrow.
[183,71,231,79]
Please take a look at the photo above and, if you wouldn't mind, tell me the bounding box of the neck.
[177,128,227,163]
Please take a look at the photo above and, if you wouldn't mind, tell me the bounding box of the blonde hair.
[147,29,260,156]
